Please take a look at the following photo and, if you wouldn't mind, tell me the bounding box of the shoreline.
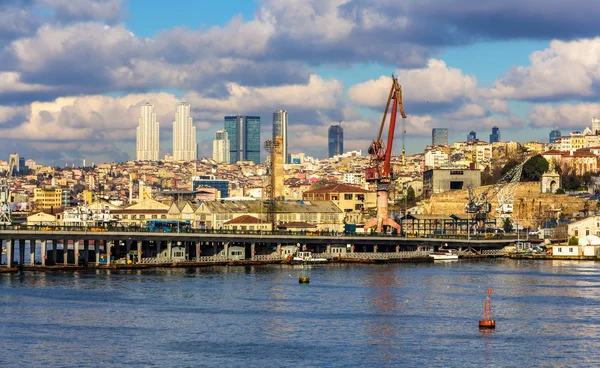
[2,254,598,274]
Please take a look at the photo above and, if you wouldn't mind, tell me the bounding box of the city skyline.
[1,1,600,165]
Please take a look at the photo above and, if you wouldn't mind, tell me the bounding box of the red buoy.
[479,288,496,329]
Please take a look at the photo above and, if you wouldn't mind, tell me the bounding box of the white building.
[136,103,160,161]
[568,216,600,238]
[172,102,197,161]
[424,150,449,169]
[212,130,230,163]
[273,110,288,163]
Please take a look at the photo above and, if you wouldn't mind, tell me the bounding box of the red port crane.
[363,75,406,234]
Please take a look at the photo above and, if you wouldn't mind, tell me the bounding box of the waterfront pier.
[0,227,516,272]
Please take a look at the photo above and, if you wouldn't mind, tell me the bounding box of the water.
[1,259,599,367]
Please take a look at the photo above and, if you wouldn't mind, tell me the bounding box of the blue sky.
[1,0,599,164]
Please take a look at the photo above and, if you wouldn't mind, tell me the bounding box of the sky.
[2,0,600,165]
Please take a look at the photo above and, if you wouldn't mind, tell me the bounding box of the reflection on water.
[1,260,600,367]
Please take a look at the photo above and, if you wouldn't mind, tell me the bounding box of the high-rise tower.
[136,103,160,161]
[549,128,561,143]
[212,130,230,163]
[489,126,501,143]
[467,131,477,141]
[272,110,288,163]
[432,128,448,146]
[328,124,344,157]
[172,102,197,161]
[224,116,261,164]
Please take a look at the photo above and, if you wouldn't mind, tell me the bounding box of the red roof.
[304,183,368,194]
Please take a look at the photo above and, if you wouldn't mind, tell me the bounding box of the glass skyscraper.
[224,115,261,164]
[272,110,288,163]
[549,129,561,143]
[467,131,477,141]
[432,128,448,146]
[489,126,501,143]
[328,124,343,157]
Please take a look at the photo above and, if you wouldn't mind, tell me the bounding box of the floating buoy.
[299,275,310,284]
[479,288,496,329]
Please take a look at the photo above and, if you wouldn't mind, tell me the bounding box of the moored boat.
[292,251,328,264]
[429,249,459,260]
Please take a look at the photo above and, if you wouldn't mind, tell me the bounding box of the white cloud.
[184,74,343,113]
[0,72,52,93]
[348,59,478,108]
[529,103,600,128]
[490,37,600,101]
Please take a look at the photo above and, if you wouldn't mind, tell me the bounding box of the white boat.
[292,251,328,264]
[429,249,459,260]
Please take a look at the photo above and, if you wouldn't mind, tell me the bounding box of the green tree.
[406,186,415,205]
[521,154,549,181]
[502,217,513,233]
[568,236,579,246]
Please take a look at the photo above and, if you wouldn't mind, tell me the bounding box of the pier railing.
[344,251,429,259]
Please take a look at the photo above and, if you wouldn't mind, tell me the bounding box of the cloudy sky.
[2,0,600,165]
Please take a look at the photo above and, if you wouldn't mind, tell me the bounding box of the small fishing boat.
[429,249,459,260]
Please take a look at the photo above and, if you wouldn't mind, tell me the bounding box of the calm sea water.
[0,259,599,368]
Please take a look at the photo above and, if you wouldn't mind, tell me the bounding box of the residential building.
[432,128,448,146]
[467,131,477,141]
[489,126,501,143]
[423,168,481,197]
[328,124,344,157]
[224,115,261,164]
[424,150,449,169]
[549,128,561,143]
[212,130,230,163]
[302,183,376,224]
[273,110,288,163]
[136,103,160,161]
[33,187,63,211]
[172,102,197,161]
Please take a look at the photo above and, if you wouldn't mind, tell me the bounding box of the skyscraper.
[549,128,561,143]
[224,115,261,164]
[592,117,600,134]
[467,131,477,141]
[328,124,343,157]
[272,110,288,163]
[172,102,197,161]
[432,128,448,146]
[136,103,159,161]
[212,130,230,163]
[489,126,501,143]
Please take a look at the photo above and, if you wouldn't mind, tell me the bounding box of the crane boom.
[364,74,406,234]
